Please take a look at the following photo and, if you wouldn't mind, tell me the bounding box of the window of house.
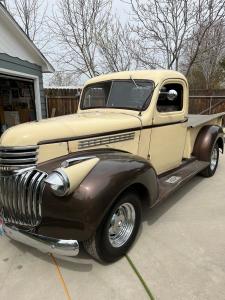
[157,83,183,113]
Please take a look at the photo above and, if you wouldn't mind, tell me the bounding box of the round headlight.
[45,169,70,197]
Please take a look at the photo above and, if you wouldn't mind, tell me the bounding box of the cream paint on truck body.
[183,114,224,159]
[0,110,142,163]
[148,77,189,173]
[0,70,223,175]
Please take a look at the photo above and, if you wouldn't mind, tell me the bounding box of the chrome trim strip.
[33,173,46,224]
[0,146,38,170]
[3,223,79,257]
[27,172,40,225]
[61,156,95,168]
[22,172,32,224]
[4,176,10,222]
[0,151,37,158]
[78,132,135,149]
[0,169,47,227]
[0,158,37,164]
[8,176,14,223]
[0,166,36,174]
[13,175,20,223]
[0,146,38,151]
[18,172,26,225]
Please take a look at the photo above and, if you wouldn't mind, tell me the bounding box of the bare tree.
[186,21,225,89]
[7,0,48,46]
[97,18,136,72]
[128,0,225,75]
[48,71,78,87]
[50,0,112,79]
[184,1,225,76]
[129,0,193,70]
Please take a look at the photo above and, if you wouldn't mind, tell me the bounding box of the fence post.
[209,96,212,114]
[45,96,49,118]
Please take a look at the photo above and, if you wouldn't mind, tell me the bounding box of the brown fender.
[192,125,224,161]
[37,149,158,241]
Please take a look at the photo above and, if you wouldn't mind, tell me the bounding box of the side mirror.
[167,89,178,101]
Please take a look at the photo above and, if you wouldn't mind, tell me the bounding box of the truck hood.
[0,111,141,147]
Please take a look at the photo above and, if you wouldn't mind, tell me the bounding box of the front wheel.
[200,143,219,177]
[83,191,142,263]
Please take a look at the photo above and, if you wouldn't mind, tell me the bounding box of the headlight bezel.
[45,168,70,197]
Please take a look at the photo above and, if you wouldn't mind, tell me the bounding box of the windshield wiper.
[130,75,141,88]
[138,83,158,116]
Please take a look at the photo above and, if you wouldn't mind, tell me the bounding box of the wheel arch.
[115,182,152,208]
[192,125,224,161]
[93,159,159,232]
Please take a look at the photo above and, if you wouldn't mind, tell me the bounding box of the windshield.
[80,80,154,111]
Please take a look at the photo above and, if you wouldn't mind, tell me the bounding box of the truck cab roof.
[85,70,188,86]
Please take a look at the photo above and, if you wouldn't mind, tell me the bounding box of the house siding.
[0,53,46,118]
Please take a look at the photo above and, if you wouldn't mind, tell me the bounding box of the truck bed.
[188,113,225,128]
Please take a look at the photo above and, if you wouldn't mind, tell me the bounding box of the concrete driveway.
[0,154,225,300]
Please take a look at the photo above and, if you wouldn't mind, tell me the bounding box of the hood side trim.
[38,126,141,146]
[78,132,135,150]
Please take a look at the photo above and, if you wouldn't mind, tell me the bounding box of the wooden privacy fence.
[45,87,82,118]
[46,96,80,117]
[189,89,225,126]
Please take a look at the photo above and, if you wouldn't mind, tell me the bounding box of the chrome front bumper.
[3,223,79,257]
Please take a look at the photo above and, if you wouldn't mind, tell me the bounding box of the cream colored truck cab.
[0,70,224,263]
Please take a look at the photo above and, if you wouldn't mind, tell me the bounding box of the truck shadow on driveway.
[142,175,204,226]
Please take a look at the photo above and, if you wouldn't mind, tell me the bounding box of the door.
[149,80,188,174]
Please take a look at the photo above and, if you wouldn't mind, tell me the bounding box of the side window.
[157,83,183,113]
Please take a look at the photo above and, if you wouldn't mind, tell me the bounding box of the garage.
[0,3,54,135]
[0,75,36,133]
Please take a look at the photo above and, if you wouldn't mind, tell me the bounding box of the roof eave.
[0,3,55,73]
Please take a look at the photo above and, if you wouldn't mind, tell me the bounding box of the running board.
[157,160,209,203]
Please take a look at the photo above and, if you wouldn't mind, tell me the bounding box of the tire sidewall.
[96,191,142,263]
[209,143,219,176]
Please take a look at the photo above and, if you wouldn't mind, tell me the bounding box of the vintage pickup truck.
[0,70,224,263]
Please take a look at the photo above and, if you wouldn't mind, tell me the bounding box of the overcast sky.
[45,0,130,21]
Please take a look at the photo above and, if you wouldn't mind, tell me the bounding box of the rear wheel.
[200,143,219,177]
[83,191,142,263]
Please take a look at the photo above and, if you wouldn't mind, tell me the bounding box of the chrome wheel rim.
[108,203,136,248]
[210,147,218,171]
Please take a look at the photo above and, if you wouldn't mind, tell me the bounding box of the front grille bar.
[0,146,38,169]
[0,169,47,227]
[0,158,37,164]
[0,151,37,158]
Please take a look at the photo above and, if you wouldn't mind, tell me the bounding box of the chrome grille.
[78,132,135,150]
[0,146,38,170]
[0,169,47,226]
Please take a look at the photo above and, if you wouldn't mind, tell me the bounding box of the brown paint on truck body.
[36,149,158,241]
[192,125,224,161]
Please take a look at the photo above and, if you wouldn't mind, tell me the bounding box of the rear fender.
[192,125,224,161]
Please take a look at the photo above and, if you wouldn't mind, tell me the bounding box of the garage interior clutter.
[0,74,36,134]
